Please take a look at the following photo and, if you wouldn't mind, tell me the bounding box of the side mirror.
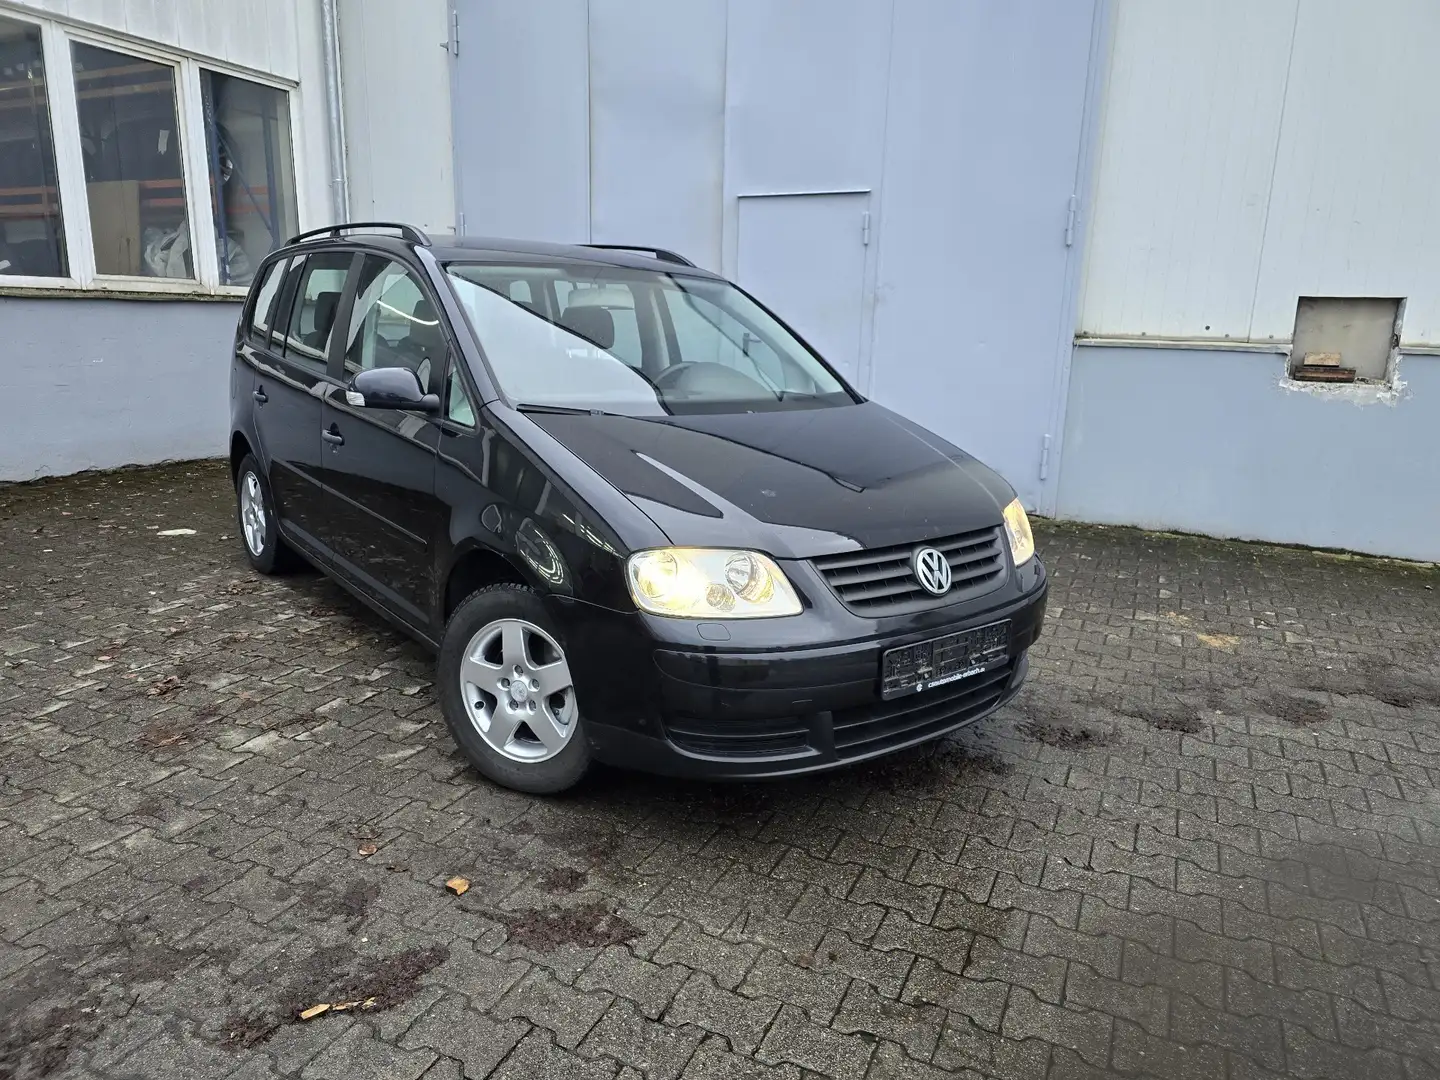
[346,367,440,412]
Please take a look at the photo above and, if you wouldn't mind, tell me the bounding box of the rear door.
[320,254,447,629]
[250,249,353,556]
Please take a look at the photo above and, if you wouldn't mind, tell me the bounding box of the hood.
[527,402,1013,558]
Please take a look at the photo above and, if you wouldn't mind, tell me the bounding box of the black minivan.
[230,223,1046,793]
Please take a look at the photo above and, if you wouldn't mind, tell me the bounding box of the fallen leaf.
[357,842,378,857]
[298,1003,331,1021]
[445,876,470,896]
[146,675,182,697]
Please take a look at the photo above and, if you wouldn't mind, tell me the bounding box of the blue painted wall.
[1055,345,1440,561]
[0,297,239,482]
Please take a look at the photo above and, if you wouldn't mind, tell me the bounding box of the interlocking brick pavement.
[3,461,1440,1079]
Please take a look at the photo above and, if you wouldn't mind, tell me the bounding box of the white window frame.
[0,5,301,298]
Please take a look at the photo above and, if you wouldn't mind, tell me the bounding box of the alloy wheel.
[458,618,578,763]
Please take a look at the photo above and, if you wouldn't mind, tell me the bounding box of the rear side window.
[246,258,287,342]
[282,252,352,370]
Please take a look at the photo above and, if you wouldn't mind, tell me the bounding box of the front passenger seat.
[559,306,615,352]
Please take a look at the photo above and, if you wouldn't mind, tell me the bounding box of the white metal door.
[868,0,1102,512]
[736,192,870,387]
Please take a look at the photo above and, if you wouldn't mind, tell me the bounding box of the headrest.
[560,305,615,351]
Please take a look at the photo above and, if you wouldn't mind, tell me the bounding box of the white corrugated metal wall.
[1080,0,1440,346]
[1058,0,1440,560]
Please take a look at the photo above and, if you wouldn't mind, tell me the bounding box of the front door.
[735,191,871,387]
[321,254,446,628]
[252,250,352,557]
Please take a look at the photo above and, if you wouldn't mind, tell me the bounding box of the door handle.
[322,427,344,446]
[253,387,268,404]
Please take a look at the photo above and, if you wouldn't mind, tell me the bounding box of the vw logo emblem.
[912,547,952,596]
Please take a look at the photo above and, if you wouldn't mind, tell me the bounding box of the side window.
[246,258,286,343]
[282,252,351,369]
[663,290,782,385]
[446,363,475,427]
[345,256,446,391]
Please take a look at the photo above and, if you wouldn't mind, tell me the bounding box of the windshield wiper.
[515,403,619,416]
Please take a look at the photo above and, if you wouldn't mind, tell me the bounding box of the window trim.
[0,5,303,297]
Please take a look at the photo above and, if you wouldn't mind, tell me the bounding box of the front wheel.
[439,584,592,794]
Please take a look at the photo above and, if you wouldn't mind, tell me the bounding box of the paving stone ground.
[2,460,1439,1080]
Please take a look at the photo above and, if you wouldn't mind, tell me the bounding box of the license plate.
[881,621,1010,699]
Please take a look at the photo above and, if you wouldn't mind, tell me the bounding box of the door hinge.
[1063,195,1078,247]
[1039,434,1052,480]
[861,211,871,246]
[442,8,459,55]
[457,211,466,235]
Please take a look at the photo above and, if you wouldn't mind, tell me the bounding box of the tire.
[234,454,301,575]
[439,584,592,794]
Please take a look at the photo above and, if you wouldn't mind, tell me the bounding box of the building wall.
[3,296,237,479]
[338,0,455,235]
[0,0,330,482]
[448,0,1101,512]
[1079,0,1440,345]
[1057,0,1440,560]
[1059,347,1440,561]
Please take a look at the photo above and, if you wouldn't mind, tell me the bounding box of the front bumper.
[559,563,1047,779]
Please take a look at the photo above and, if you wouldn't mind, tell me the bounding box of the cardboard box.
[87,180,142,275]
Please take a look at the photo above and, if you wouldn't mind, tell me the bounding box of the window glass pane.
[0,16,66,277]
[247,257,285,338]
[72,42,189,278]
[664,289,782,385]
[345,256,445,390]
[446,364,475,426]
[282,253,350,369]
[558,282,643,368]
[201,70,297,286]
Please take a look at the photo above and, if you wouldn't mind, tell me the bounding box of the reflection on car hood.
[526,402,1013,558]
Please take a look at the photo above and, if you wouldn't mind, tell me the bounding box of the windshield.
[445,261,855,416]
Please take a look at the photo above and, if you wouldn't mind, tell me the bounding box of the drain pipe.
[319,0,349,223]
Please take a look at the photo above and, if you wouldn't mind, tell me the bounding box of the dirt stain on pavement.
[1017,720,1115,751]
[538,867,588,895]
[500,902,641,952]
[1264,693,1330,727]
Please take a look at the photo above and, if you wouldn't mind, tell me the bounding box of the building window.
[202,71,298,286]
[0,12,300,293]
[73,42,190,278]
[0,15,66,277]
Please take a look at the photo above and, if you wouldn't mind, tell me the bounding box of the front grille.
[664,715,811,758]
[812,527,1007,617]
[832,658,1015,757]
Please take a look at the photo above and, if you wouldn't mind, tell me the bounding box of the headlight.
[626,548,802,618]
[1002,498,1035,566]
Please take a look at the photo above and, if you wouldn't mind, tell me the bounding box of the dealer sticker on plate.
[880,620,1010,699]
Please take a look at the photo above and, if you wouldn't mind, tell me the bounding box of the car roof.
[282,228,724,280]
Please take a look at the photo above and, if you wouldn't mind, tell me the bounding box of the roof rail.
[581,244,696,267]
[286,221,432,247]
